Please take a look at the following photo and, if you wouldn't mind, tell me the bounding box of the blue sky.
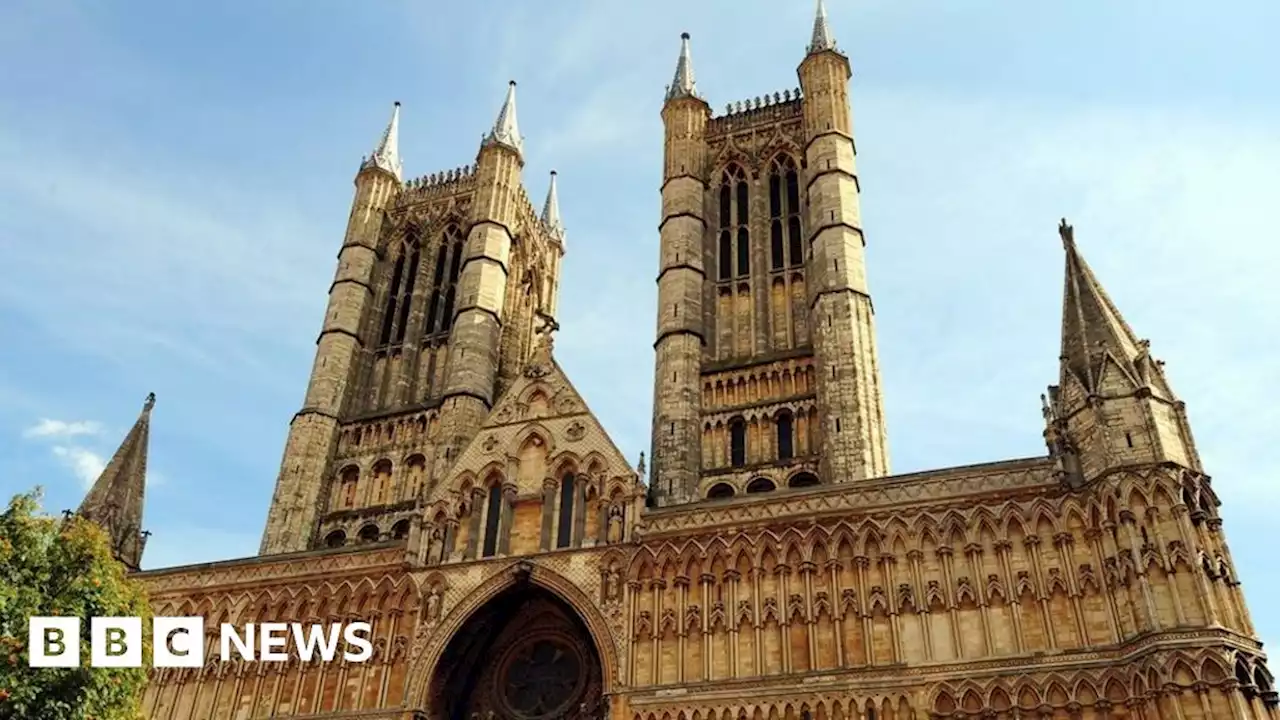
[1,0,1276,645]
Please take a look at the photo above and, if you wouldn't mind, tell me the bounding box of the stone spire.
[485,81,523,155]
[362,101,403,180]
[1056,219,1169,398]
[666,33,698,101]
[77,393,155,572]
[807,0,837,54]
[542,170,565,244]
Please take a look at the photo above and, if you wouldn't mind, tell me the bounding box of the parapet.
[707,88,804,138]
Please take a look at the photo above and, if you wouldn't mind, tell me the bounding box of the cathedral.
[72,3,1275,719]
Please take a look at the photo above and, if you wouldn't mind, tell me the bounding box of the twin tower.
[258,1,888,554]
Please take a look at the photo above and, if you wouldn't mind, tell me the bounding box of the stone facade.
[123,9,1275,720]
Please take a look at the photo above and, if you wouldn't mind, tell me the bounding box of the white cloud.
[50,445,107,489]
[22,418,103,439]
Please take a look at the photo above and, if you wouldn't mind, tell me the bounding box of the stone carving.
[606,506,624,544]
[425,587,442,623]
[565,420,585,441]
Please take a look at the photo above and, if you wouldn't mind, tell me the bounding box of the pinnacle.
[1057,219,1147,393]
[485,81,523,155]
[362,101,403,180]
[542,170,565,244]
[666,32,698,102]
[808,0,837,54]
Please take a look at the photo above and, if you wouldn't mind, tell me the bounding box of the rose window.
[498,637,585,719]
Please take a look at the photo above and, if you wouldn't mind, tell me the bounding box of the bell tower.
[649,1,889,506]
[261,88,563,555]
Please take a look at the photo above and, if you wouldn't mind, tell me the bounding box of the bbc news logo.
[28,617,373,668]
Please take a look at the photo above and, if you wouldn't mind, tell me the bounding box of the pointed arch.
[378,227,422,347]
[425,223,465,336]
[407,561,619,708]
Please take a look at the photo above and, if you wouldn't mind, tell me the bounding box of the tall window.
[379,234,421,346]
[768,156,803,270]
[718,184,732,281]
[717,165,749,281]
[776,410,794,460]
[482,484,502,558]
[556,473,575,549]
[425,225,465,337]
[729,417,746,467]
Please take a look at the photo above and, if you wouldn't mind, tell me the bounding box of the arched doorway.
[430,581,604,720]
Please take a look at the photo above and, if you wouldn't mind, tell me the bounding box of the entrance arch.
[410,562,618,719]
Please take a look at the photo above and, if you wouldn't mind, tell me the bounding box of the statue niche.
[430,583,603,720]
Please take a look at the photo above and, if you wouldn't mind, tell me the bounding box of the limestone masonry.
[73,3,1276,718]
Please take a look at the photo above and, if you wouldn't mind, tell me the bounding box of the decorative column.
[777,564,792,673]
[906,549,930,660]
[597,499,610,545]
[800,560,818,670]
[700,573,715,680]
[854,556,873,665]
[649,578,664,684]
[1120,509,1161,631]
[882,554,902,663]
[995,539,1023,653]
[964,543,992,656]
[751,567,765,674]
[539,478,557,551]
[826,559,845,666]
[464,487,484,560]
[725,569,741,678]
[1088,525,1124,642]
[573,480,589,548]
[498,483,518,556]
[1054,531,1089,644]
[1024,534,1055,649]
[675,575,689,683]
[1148,507,1187,625]
[1180,503,1220,625]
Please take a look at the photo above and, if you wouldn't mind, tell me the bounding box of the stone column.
[498,483,517,555]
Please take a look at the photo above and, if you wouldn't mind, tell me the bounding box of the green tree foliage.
[0,489,151,720]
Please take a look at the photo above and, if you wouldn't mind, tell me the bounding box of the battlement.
[707,88,804,137]
[396,164,478,205]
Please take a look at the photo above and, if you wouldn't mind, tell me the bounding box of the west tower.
[260,89,565,554]
[650,1,889,506]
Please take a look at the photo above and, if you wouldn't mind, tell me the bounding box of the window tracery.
[379,231,421,346]
[717,165,750,281]
[426,224,465,337]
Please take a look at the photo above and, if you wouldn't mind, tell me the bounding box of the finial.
[666,33,698,101]
[1058,217,1074,247]
[361,101,403,180]
[484,81,523,154]
[808,0,837,54]
[143,392,156,413]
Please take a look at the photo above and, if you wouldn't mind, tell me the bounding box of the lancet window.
[776,410,795,460]
[769,156,803,270]
[556,473,575,549]
[425,224,465,337]
[378,232,421,346]
[729,417,747,467]
[717,165,750,281]
[481,484,503,558]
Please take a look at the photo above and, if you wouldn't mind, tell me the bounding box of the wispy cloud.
[22,418,102,439]
[50,445,106,489]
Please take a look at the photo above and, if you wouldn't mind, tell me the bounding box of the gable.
[424,349,637,514]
